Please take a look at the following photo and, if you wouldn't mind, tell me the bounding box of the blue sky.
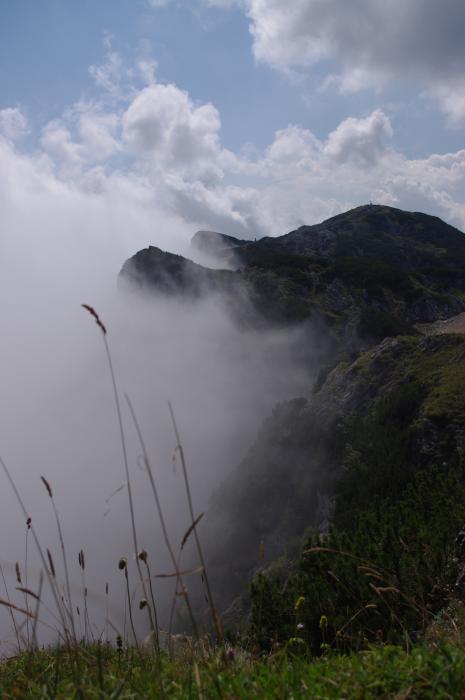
[2,0,464,156]
[1,0,465,251]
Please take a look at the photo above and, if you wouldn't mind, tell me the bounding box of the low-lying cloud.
[0,146,320,645]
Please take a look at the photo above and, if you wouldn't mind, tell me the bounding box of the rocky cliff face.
[205,331,465,611]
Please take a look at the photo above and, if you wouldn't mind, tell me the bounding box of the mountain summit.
[120,205,465,345]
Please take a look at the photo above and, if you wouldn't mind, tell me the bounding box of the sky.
[1,0,465,252]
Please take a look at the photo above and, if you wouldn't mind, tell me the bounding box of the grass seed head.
[78,549,85,570]
[138,549,148,563]
[82,304,107,335]
[40,476,53,498]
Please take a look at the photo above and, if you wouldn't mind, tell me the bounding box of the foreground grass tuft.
[2,643,465,698]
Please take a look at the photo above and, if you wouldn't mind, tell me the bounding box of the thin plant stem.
[0,455,71,641]
[105,583,109,644]
[31,570,43,652]
[18,587,65,632]
[84,586,92,644]
[82,305,157,646]
[141,556,160,654]
[41,476,77,641]
[124,568,139,651]
[141,557,166,698]
[125,394,200,643]
[78,549,86,644]
[167,581,177,659]
[0,561,20,650]
[168,401,223,646]
[24,520,31,648]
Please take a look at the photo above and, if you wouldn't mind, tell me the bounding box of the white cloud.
[213,0,465,126]
[89,46,130,99]
[264,125,321,169]
[4,44,465,250]
[324,110,393,166]
[40,121,84,166]
[121,83,225,183]
[137,59,157,86]
[78,110,120,161]
[430,81,465,128]
[0,107,28,141]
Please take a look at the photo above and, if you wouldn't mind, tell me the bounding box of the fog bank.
[0,166,321,647]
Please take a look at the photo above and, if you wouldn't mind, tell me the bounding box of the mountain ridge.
[118,204,465,632]
[120,204,465,347]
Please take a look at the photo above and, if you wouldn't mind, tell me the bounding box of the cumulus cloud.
[35,69,465,238]
[78,110,120,161]
[88,36,134,100]
[0,107,28,141]
[40,120,85,167]
[324,109,393,166]
[121,84,224,183]
[211,0,465,126]
[4,43,465,247]
[264,125,321,171]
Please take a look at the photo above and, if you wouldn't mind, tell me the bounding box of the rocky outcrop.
[119,245,236,298]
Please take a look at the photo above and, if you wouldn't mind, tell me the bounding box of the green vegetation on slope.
[246,335,465,655]
[250,463,465,654]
